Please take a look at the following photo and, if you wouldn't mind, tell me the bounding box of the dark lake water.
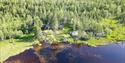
[4,42,125,63]
[40,42,125,63]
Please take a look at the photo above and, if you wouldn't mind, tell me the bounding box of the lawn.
[0,39,33,62]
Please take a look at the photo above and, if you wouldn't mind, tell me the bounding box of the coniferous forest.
[0,0,125,45]
[0,0,125,63]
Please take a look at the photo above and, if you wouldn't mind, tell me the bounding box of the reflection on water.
[40,42,125,63]
[4,42,125,63]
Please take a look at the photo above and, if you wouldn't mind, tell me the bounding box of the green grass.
[0,39,33,62]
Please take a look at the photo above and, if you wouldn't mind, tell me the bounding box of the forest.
[0,0,125,45]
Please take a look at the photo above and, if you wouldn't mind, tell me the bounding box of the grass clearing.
[0,39,33,62]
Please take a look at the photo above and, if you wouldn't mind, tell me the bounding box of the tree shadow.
[15,34,35,43]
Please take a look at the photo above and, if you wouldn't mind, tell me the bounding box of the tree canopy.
[0,0,125,43]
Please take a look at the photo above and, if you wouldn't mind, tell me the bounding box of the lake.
[50,42,125,63]
[4,42,125,63]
